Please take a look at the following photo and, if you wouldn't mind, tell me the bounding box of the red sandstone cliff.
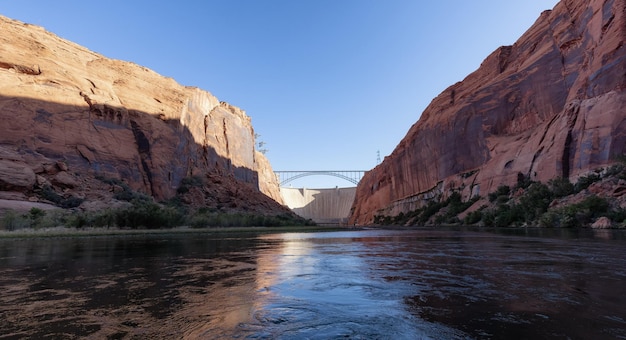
[0,15,285,214]
[350,0,626,224]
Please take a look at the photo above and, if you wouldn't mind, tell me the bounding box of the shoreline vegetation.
[0,174,317,234]
[374,160,626,229]
[3,162,626,235]
[0,225,355,239]
[0,203,319,237]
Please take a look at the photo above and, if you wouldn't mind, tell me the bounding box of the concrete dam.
[280,187,356,225]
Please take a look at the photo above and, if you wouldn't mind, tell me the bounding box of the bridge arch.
[275,170,366,186]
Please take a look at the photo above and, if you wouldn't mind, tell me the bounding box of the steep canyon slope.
[350,0,626,224]
[0,15,286,215]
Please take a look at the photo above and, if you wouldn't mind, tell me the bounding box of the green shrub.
[605,163,625,178]
[481,211,495,227]
[66,212,89,228]
[436,192,479,224]
[543,195,610,228]
[115,201,183,229]
[496,195,510,204]
[539,211,559,228]
[186,210,311,228]
[40,185,63,204]
[96,175,150,203]
[515,172,534,190]
[419,200,444,224]
[445,192,463,213]
[487,202,526,227]
[28,208,60,229]
[519,182,552,222]
[549,177,574,198]
[113,188,151,202]
[60,196,85,209]
[492,204,515,226]
[0,210,30,230]
[374,214,394,225]
[29,207,45,221]
[65,210,118,229]
[488,185,510,202]
[38,185,84,208]
[574,173,601,192]
[188,213,216,228]
[91,210,119,228]
[560,214,580,228]
[177,176,205,194]
[464,210,483,225]
[607,207,626,224]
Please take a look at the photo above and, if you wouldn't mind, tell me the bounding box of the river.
[0,228,625,339]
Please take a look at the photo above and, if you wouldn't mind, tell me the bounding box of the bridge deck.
[275,170,366,186]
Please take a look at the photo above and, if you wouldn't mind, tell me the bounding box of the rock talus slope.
[0,15,285,213]
[350,0,626,224]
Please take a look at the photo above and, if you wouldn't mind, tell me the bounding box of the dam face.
[279,187,356,225]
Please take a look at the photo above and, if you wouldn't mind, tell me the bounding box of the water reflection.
[0,235,263,338]
[0,229,625,339]
[247,233,435,339]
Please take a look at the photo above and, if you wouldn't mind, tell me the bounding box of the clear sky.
[2,1,559,188]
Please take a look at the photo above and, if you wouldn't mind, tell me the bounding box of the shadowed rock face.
[350,0,626,224]
[0,15,284,213]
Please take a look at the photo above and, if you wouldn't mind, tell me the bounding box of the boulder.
[52,171,79,189]
[591,216,612,229]
[0,160,36,190]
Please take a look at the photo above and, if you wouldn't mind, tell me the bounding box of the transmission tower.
[254,133,268,155]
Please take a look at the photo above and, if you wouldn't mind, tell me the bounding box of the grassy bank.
[0,224,358,239]
[1,173,319,233]
[0,173,320,235]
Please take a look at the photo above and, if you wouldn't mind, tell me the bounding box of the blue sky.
[2,1,559,188]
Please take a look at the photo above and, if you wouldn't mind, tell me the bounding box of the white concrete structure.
[280,187,356,225]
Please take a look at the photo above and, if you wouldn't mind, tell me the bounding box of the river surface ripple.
[0,228,625,339]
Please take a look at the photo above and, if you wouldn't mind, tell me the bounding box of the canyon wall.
[0,15,285,213]
[350,0,626,224]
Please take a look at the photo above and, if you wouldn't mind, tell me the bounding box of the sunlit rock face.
[0,15,284,211]
[350,0,626,224]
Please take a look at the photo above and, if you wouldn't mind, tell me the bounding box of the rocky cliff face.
[0,15,285,213]
[350,0,626,224]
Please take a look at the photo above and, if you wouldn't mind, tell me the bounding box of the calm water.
[0,228,625,339]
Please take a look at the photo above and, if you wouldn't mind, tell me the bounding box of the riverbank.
[374,167,626,229]
[0,225,360,239]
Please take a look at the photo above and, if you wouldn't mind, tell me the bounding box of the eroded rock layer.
[0,15,285,213]
[350,0,626,224]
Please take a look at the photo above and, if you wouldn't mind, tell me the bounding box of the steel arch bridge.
[275,170,366,186]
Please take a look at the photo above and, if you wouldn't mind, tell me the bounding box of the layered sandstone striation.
[350,0,626,224]
[0,15,285,214]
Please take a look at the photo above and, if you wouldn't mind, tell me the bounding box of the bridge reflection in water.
[274,171,366,225]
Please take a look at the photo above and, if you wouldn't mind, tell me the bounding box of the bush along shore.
[0,175,316,233]
[0,204,315,232]
[0,202,316,233]
[374,162,626,229]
